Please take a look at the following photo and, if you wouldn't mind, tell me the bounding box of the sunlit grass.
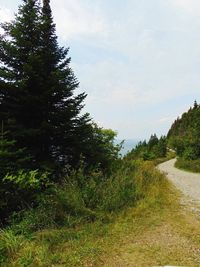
[1,161,200,266]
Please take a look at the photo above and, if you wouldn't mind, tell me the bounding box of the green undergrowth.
[0,160,171,266]
[153,151,176,166]
[175,158,200,173]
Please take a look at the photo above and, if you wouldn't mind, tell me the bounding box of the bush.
[5,160,166,236]
[0,170,50,224]
[9,183,92,234]
[175,158,200,173]
[0,159,168,265]
[3,170,50,190]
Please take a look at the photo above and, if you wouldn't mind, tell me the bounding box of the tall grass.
[175,158,200,173]
[0,229,24,263]
[0,160,168,266]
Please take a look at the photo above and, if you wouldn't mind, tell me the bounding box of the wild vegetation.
[125,134,169,161]
[0,0,123,224]
[127,101,200,173]
[0,1,172,265]
[1,0,200,266]
[2,160,200,266]
[175,158,200,173]
[0,161,172,266]
[167,101,200,172]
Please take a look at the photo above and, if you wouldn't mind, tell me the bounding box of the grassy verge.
[153,151,176,166]
[175,158,200,173]
[1,161,200,266]
[0,161,165,266]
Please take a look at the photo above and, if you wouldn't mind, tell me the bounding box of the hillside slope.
[167,101,200,160]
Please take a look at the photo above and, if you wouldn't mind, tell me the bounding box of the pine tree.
[38,0,91,172]
[0,122,31,221]
[0,0,43,167]
[167,102,200,159]
[194,100,198,109]
[148,134,159,150]
[0,0,91,174]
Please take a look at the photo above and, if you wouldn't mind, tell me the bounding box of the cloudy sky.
[1,0,200,140]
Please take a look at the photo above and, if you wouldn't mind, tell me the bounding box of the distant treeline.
[126,101,200,163]
[167,101,200,160]
[125,134,167,161]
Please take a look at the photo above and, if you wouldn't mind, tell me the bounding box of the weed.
[175,158,200,173]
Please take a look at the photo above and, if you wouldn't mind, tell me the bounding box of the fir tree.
[39,0,91,171]
[168,102,200,159]
[0,124,31,221]
[194,100,198,109]
[0,0,91,174]
[0,133,28,179]
[0,0,43,167]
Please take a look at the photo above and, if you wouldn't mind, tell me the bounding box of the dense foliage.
[125,134,167,161]
[0,159,168,266]
[175,158,200,173]
[0,2,188,265]
[0,0,121,223]
[167,101,200,160]
[0,0,92,173]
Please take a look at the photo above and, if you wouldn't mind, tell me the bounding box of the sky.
[1,0,200,140]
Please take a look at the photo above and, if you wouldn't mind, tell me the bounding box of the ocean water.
[116,139,139,156]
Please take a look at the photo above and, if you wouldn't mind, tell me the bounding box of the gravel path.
[158,159,200,203]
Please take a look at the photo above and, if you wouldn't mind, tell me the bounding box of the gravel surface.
[158,159,200,203]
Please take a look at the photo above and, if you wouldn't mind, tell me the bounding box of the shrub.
[0,170,50,224]
[175,158,200,173]
[7,160,165,235]
[0,159,169,265]
[3,170,50,190]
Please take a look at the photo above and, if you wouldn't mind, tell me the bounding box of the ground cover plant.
[175,158,200,173]
[0,160,171,266]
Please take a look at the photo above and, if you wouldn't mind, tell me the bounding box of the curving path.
[158,158,200,203]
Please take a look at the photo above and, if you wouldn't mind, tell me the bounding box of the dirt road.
[158,158,200,203]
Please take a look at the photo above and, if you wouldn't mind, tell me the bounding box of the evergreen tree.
[39,0,91,172]
[168,101,200,159]
[0,122,29,178]
[125,134,167,160]
[0,0,91,174]
[154,136,167,158]
[0,0,43,167]
[0,125,31,221]
[194,100,198,109]
[148,134,159,150]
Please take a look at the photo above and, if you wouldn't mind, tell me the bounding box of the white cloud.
[75,59,196,112]
[51,0,106,40]
[0,6,12,22]
[169,0,200,15]
[0,7,13,34]
[158,116,174,123]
